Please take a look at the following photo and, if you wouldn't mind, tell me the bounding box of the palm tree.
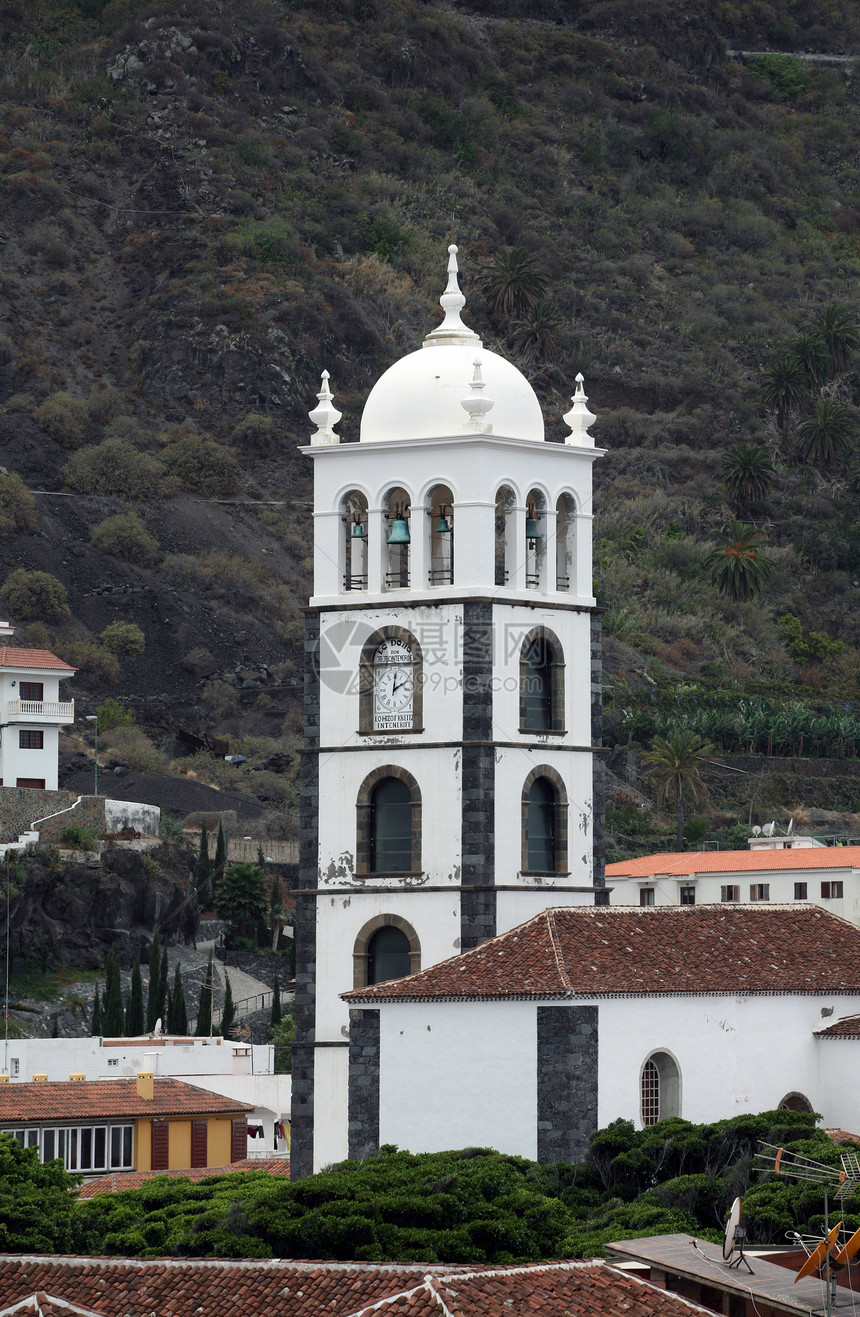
[705,521,777,624]
[794,399,855,466]
[643,729,716,851]
[790,331,832,389]
[722,443,774,510]
[760,355,807,440]
[510,298,564,361]
[808,304,860,375]
[477,247,549,320]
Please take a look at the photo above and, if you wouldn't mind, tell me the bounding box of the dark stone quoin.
[348,1008,380,1159]
[460,601,496,950]
[537,1005,598,1163]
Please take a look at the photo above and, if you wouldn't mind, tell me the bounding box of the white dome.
[359,246,545,444]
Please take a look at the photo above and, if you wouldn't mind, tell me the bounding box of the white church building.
[291,247,607,1176]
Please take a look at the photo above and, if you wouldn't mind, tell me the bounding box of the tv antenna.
[722,1196,752,1273]
[753,1142,860,1315]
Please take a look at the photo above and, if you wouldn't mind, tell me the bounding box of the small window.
[16,778,45,789]
[640,887,655,906]
[18,731,44,750]
[107,1058,118,1067]
[680,886,695,906]
[367,926,412,985]
[721,885,740,903]
[641,1051,681,1126]
[9,1059,19,1077]
[822,880,844,899]
[19,682,43,702]
[794,882,808,900]
[370,777,413,873]
[749,883,770,902]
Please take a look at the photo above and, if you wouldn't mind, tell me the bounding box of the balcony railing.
[7,700,74,720]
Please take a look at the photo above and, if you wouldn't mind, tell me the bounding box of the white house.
[0,1034,291,1158]
[342,904,860,1163]
[606,845,860,925]
[291,246,607,1176]
[0,643,75,791]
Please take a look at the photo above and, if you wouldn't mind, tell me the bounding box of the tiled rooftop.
[344,904,860,1002]
[0,647,75,672]
[0,1077,252,1123]
[814,1014,860,1038]
[607,846,860,877]
[0,1257,718,1317]
[77,1157,291,1197]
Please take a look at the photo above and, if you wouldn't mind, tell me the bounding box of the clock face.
[373,640,413,730]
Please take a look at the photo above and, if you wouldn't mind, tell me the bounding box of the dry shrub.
[63,439,168,498]
[33,390,88,447]
[0,472,37,536]
[90,511,159,564]
[101,725,168,773]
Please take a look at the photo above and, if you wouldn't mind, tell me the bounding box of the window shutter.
[190,1119,207,1168]
[231,1118,247,1163]
[151,1120,169,1170]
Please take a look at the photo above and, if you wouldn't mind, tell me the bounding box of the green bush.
[0,569,69,622]
[231,413,275,452]
[62,825,99,850]
[58,639,119,684]
[0,473,37,537]
[99,621,145,658]
[90,512,159,565]
[161,431,239,496]
[63,439,168,499]
[101,726,168,774]
[86,387,124,425]
[747,54,809,101]
[96,698,136,732]
[33,391,88,448]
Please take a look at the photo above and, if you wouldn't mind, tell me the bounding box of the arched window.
[358,627,423,735]
[356,766,422,875]
[384,485,411,590]
[521,767,568,874]
[525,487,547,591]
[341,490,368,592]
[353,915,421,988]
[555,494,576,593]
[367,926,412,984]
[495,485,515,587]
[427,482,454,586]
[778,1091,813,1113]
[519,629,565,734]
[641,1051,681,1126]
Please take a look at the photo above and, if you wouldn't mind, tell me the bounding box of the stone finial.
[562,372,597,446]
[309,370,342,445]
[461,358,494,433]
[423,244,481,349]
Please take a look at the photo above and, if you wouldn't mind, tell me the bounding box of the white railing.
[7,700,74,719]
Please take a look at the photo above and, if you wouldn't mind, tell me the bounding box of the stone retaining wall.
[0,787,161,844]
[215,948,293,986]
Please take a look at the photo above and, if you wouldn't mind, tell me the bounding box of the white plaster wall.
[1,725,61,790]
[494,746,593,887]
[0,672,65,705]
[104,800,161,836]
[316,746,461,885]
[313,1043,350,1169]
[379,1000,538,1159]
[496,888,594,935]
[815,1040,860,1129]
[0,1036,270,1081]
[610,869,859,926]
[315,889,461,1039]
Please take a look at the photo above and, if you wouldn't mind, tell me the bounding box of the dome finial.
[309,369,342,445]
[563,372,597,447]
[423,244,481,350]
[461,358,494,433]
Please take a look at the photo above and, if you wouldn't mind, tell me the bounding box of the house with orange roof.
[605,845,860,922]
[0,1074,251,1176]
[341,904,860,1164]
[0,634,76,791]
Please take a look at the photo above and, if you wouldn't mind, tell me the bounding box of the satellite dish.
[763,821,775,837]
[752,826,762,837]
[722,1197,751,1271]
[787,817,794,835]
[154,1017,162,1036]
[794,1221,842,1283]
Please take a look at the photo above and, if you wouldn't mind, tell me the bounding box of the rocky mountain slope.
[2,0,860,830]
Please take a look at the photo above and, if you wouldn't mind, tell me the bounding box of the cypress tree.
[166,982,174,1033]
[195,951,214,1036]
[212,822,227,899]
[270,972,282,1027]
[145,929,161,1031]
[173,963,188,1034]
[197,823,211,910]
[126,954,144,1035]
[157,945,169,1028]
[103,951,124,1037]
[220,971,236,1039]
[91,983,102,1037]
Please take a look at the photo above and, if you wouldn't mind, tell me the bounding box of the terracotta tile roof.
[815,1014,860,1038]
[606,846,860,877]
[344,904,860,1002]
[0,1257,717,1317]
[76,1156,291,1197]
[825,1128,860,1144]
[0,1078,252,1123]
[0,647,75,672]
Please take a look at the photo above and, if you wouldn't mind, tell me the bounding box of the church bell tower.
[291,246,606,1177]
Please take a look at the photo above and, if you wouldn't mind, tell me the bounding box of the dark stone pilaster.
[348,1009,380,1159]
[461,601,495,950]
[536,1005,598,1164]
[590,611,606,898]
[290,612,321,1180]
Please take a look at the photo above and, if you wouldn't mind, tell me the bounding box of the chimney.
[32,1073,48,1083]
[69,1073,86,1082]
[136,1071,154,1100]
[0,1074,9,1084]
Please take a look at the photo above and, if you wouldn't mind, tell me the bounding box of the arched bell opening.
[427,483,454,587]
[495,485,516,587]
[525,488,547,591]
[384,486,411,590]
[555,494,576,593]
[341,491,368,592]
